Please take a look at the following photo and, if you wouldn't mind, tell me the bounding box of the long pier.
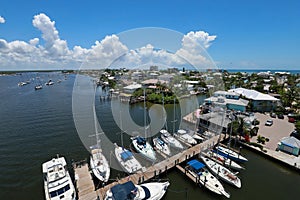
[74,134,227,200]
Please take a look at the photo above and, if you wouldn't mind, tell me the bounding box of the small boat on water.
[18,82,27,86]
[42,155,76,200]
[174,129,197,145]
[35,85,43,90]
[104,180,170,200]
[46,80,54,86]
[200,156,242,188]
[153,137,171,156]
[131,136,156,161]
[215,146,248,163]
[160,130,184,149]
[207,151,244,171]
[114,144,143,173]
[186,159,230,198]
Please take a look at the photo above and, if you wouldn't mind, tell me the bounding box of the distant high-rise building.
[150,66,158,71]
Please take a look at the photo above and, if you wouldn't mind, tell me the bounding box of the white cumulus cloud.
[0,16,5,24]
[0,13,217,70]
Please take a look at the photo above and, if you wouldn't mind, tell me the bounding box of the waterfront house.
[229,88,279,112]
[204,91,249,112]
[123,83,142,94]
[277,136,300,156]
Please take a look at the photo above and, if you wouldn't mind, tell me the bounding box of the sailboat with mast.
[131,87,157,162]
[160,98,184,149]
[90,90,110,182]
[153,93,171,156]
[115,110,142,173]
[34,73,43,90]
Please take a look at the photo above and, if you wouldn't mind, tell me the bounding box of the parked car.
[290,130,300,140]
[265,119,273,126]
[277,113,284,119]
[288,117,295,123]
[270,112,276,118]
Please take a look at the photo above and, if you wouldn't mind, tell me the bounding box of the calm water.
[0,73,299,200]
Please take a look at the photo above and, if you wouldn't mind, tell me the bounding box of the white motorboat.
[200,156,242,188]
[46,80,54,85]
[215,146,248,163]
[131,136,156,161]
[18,82,27,86]
[35,85,43,90]
[186,159,230,198]
[160,129,184,149]
[114,144,143,173]
[174,129,197,145]
[104,180,170,200]
[207,151,244,171]
[153,137,171,156]
[42,155,76,200]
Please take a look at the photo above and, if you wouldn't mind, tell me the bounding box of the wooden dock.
[74,162,98,200]
[75,134,226,200]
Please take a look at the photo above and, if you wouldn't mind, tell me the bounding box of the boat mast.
[120,109,124,148]
[162,93,168,130]
[143,87,147,139]
[93,85,102,158]
[172,97,177,134]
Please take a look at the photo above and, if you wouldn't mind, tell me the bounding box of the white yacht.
[90,146,110,182]
[153,137,171,156]
[215,146,248,163]
[207,151,244,171]
[186,159,230,198]
[114,144,143,173]
[174,129,197,145]
[201,156,242,188]
[42,156,76,200]
[160,129,184,149]
[104,180,170,200]
[131,136,156,161]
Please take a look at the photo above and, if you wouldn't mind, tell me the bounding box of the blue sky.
[0,0,299,70]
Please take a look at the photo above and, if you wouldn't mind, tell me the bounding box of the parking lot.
[251,113,295,150]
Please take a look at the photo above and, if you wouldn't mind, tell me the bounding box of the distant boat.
[42,155,76,200]
[104,180,170,200]
[153,137,171,156]
[214,146,248,163]
[45,80,54,86]
[114,144,142,174]
[200,156,242,188]
[160,129,184,149]
[174,129,197,145]
[207,151,244,171]
[18,82,27,86]
[186,159,230,198]
[35,85,43,90]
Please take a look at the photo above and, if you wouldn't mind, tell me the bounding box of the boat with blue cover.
[131,136,156,161]
[104,180,170,200]
[114,144,143,173]
[186,159,230,198]
[153,137,171,156]
[214,146,248,163]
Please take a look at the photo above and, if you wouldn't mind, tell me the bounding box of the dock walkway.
[75,134,226,200]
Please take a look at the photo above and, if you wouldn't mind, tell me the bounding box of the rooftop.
[229,87,279,101]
